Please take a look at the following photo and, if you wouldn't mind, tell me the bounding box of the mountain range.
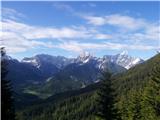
[6,51,143,98]
[21,51,143,70]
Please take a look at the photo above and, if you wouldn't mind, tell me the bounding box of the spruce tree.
[1,47,15,120]
[96,71,118,120]
[141,61,160,120]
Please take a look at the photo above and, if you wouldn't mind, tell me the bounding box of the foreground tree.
[1,47,15,120]
[96,71,119,120]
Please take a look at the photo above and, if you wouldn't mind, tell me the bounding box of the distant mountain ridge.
[22,54,74,69]
[5,51,143,98]
[21,51,143,70]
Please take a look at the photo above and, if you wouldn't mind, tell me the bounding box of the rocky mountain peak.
[76,51,94,63]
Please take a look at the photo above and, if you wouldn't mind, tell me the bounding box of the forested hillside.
[113,54,160,120]
[16,54,160,120]
[16,83,101,120]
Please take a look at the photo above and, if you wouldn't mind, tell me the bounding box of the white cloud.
[57,41,83,52]
[83,14,160,43]
[83,14,149,30]
[145,23,160,40]
[2,19,93,40]
[95,34,112,39]
[104,14,146,30]
[1,19,106,53]
[83,16,106,26]
[57,41,157,53]
[120,23,160,42]
[1,31,54,53]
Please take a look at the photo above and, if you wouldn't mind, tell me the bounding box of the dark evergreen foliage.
[16,86,99,120]
[1,47,15,120]
[96,72,119,120]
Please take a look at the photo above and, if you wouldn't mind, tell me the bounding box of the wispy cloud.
[2,19,92,39]
[53,3,74,13]
[95,34,112,39]
[1,19,110,53]
[83,14,153,31]
[83,14,160,42]
[57,41,157,53]
[1,30,54,53]
[1,7,26,21]
[83,16,106,26]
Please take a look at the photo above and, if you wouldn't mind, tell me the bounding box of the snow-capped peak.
[79,51,91,59]
[115,52,143,69]
[119,50,128,56]
[77,51,93,63]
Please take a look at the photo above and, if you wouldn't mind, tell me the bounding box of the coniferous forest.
[14,53,160,120]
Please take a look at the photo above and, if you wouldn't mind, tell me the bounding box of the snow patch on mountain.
[22,57,40,68]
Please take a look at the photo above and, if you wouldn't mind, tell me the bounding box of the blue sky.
[1,1,160,60]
